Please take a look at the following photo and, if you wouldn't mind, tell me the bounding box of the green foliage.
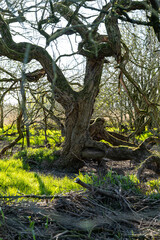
[89,171,160,199]
[28,216,36,240]
[0,124,18,141]
[0,155,160,199]
[135,131,153,142]
[145,179,160,198]
[27,127,63,147]
[0,124,17,133]
[14,147,59,169]
[90,170,140,194]
[0,124,64,148]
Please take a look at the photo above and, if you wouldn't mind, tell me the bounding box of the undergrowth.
[0,125,160,200]
[14,147,59,169]
[0,157,90,197]
[0,125,64,147]
[0,151,160,200]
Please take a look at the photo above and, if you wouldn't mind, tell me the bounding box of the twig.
[53,230,69,239]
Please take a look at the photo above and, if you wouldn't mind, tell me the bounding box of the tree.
[95,22,160,134]
[0,0,160,171]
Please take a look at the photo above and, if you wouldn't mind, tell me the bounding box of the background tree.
[95,22,160,134]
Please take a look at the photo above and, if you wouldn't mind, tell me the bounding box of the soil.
[0,155,160,240]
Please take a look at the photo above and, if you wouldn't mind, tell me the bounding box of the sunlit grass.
[20,129,63,147]
[0,157,91,198]
[1,124,160,199]
[0,155,160,199]
[0,124,155,148]
[14,147,59,166]
[0,125,64,147]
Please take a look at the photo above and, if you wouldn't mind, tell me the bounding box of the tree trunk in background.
[44,109,48,144]
[0,98,4,129]
[42,96,48,144]
[20,79,30,148]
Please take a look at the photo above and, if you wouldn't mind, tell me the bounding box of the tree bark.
[53,59,104,171]
[0,97,4,129]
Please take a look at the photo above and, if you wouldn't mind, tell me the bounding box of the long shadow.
[34,173,52,195]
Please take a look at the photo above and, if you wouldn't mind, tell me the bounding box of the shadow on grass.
[34,173,52,195]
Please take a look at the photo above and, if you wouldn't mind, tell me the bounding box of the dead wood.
[0,187,159,240]
[139,136,160,150]
[75,177,119,200]
[89,117,136,147]
[137,155,160,180]
[84,136,149,163]
[81,148,105,162]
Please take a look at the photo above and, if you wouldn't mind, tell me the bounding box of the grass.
[20,128,64,147]
[0,152,160,199]
[90,170,141,194]
[0,157,91,197]
[0,125,160,199]
[14,147,59,169]
[0,124,64,147]
[0,124,155,149]
[145,179,160,198]
[135,130,153,142]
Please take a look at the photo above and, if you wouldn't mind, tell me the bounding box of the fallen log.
[89,117,136,147]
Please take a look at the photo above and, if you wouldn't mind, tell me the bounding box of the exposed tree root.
[83,135,160,178]
[137,155,160,180]
[84,138,149,162]
[139,136,160,150]
[44,116,160,173]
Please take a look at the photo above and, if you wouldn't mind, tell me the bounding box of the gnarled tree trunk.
[53,59,104,171]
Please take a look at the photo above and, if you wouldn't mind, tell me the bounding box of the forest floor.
[0,156,160,240]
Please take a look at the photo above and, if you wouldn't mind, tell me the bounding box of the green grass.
[0,125,64,147]
[20,128,64,147]
[90,170,141,193]
[0,154,160,199]
[0,124,154,148]
[145,179,160,198]
[0,157,90,197]
[14,147,59,169]
[0,124,160,200]
[89,170,160,199]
